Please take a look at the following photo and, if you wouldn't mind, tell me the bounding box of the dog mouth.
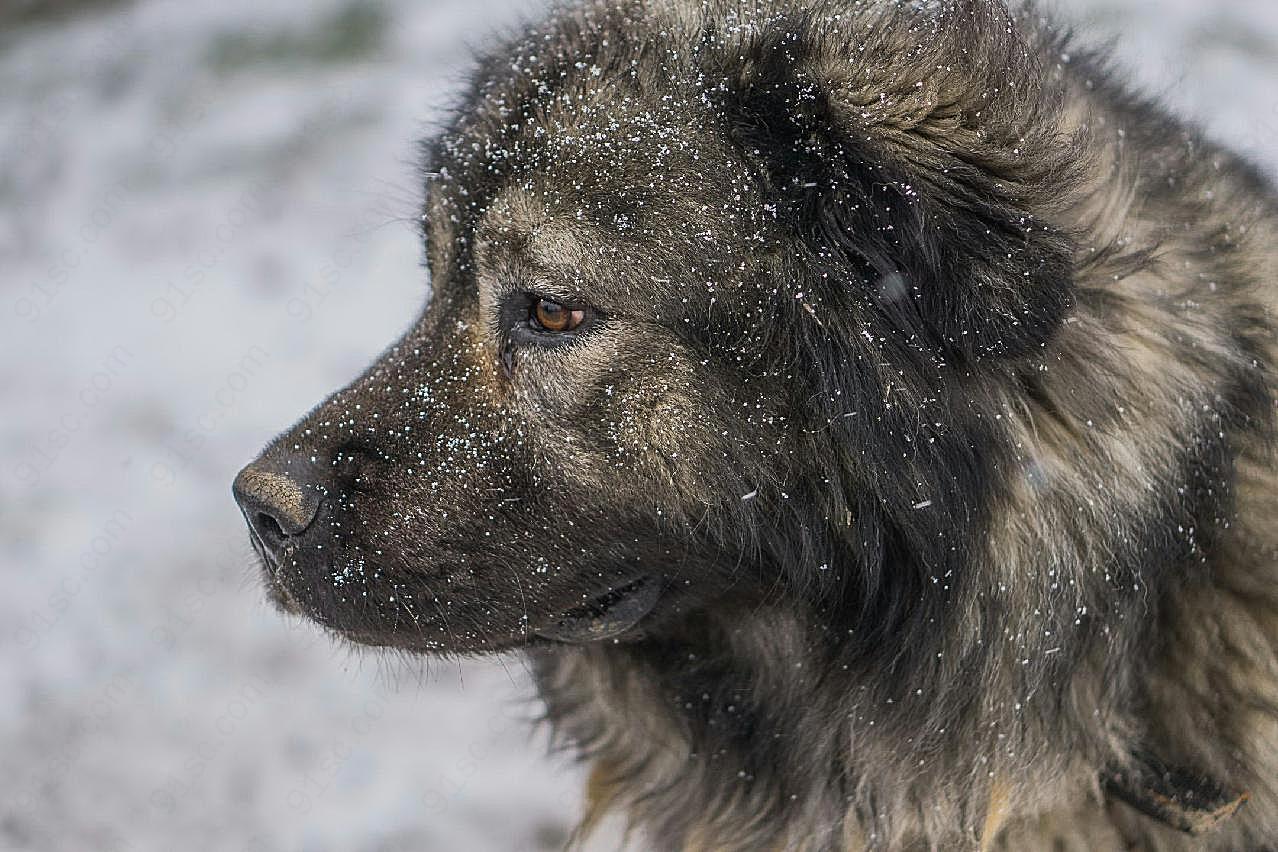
[246,514,661,647]
[535,576,662,644]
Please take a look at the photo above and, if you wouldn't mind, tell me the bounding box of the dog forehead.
[474,176,763,311]
[473,189,675,306]
[475,191,591,273]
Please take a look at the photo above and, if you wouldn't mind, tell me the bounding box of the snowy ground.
[2,1,1277,850]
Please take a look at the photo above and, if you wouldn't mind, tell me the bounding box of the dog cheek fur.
[521,329,767,532]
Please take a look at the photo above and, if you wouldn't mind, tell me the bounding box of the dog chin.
[333,578,664,653]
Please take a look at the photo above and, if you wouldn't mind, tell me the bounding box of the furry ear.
[717,5,1076,361]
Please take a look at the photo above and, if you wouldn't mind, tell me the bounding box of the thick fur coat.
[237,1,1278,848]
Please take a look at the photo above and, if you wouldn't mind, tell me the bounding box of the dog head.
[235,0,1084,656]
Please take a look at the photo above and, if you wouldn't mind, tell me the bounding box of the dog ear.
[718,4,1076,361]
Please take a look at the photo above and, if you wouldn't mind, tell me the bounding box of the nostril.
[257,512,286,541]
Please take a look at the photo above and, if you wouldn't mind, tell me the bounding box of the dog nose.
[233,461,322,547]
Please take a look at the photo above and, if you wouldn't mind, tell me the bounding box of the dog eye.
[501,294,597,361]
[531,299,586,333]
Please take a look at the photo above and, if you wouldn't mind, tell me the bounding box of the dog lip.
[262,561,304,615]
[246,528,304,615]
[535,576,662,644]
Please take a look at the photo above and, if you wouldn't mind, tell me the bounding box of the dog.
[233,0,1278,847]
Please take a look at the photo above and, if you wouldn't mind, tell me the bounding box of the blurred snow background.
[1,1,1276,850]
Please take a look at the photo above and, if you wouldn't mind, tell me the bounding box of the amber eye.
[531,299,586,333]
